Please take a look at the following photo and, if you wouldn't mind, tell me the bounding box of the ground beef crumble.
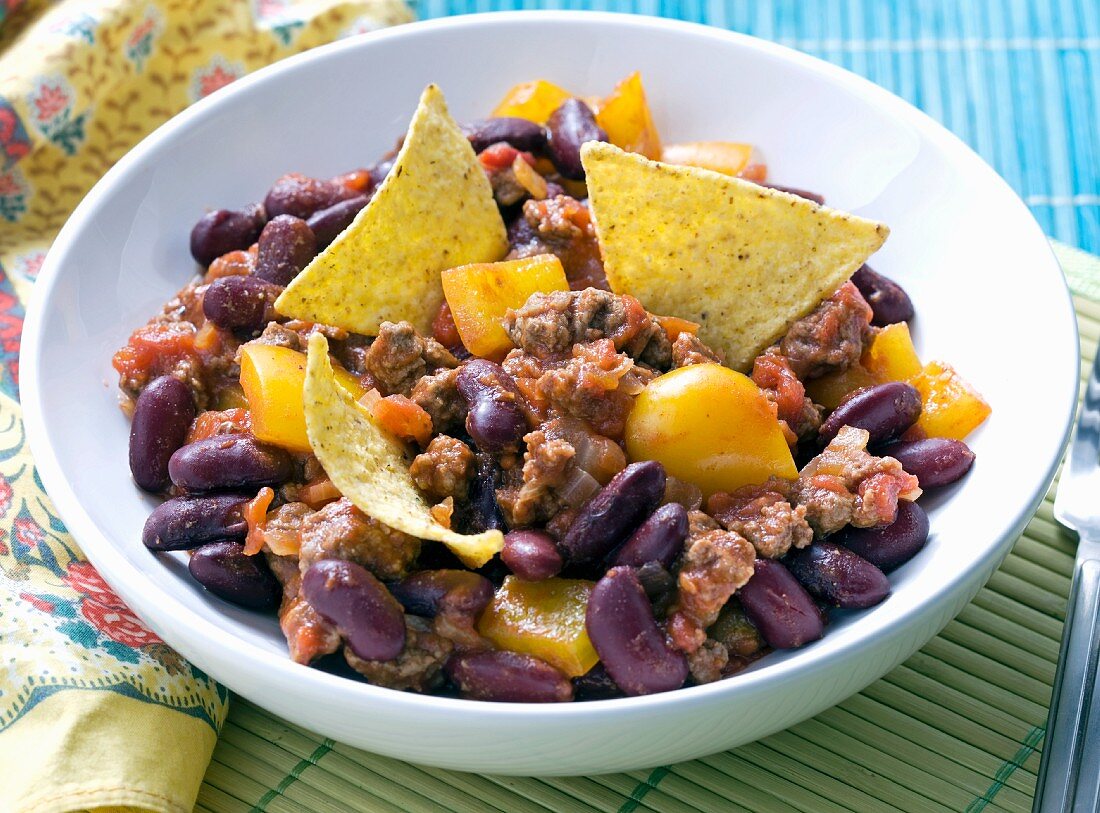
[667,524,756,654]
[496,418,577,527]
[410,436,475,501]
[671,332,724,368]
[530,339,639,438]
[503,287,671,369]
[686,638,730,685]
[793,425,922,536]
[298,498,421,580]
[410,367,466,435]
[707,479,813,559]
[365,320,458,397]
[780,281,873,380]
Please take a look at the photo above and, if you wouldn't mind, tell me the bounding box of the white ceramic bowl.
[22,11,1078,775]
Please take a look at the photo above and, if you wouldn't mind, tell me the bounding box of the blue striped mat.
[414,0,1100,254]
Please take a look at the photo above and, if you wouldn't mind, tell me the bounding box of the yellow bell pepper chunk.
[595,72,662,160]
[240,344,366,452]
[625,364,796,497]
[441,254,569,360]
[478,576,598,678]
[862,322,922,382]
[492,80,574,124]
[908,361,991,440]
[660,141,754,177]
[804,363,880,411]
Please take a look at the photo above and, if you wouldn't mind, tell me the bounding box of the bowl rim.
[20,10,1079,724]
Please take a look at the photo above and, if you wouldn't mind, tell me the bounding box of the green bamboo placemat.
[195,243,1090,813]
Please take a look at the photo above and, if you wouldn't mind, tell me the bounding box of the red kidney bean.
[613,502,688,569]
[786,542,890,609]
[189,204,265,267]
[762,184,825,205]
[368,157,394,188]
[306,195,370,249]
[188,541,281,610]
[202,276,281,332]
[463,117,548,154]
[819,381,922,445]
[739,559,824,649]
[546,99,607,180]
[263,173,356,220]
[586,567,688,696]
[168,435,291,492]
[255,215,316,286]
[836,500,929,572]
[851,265,915,326]
[573,663,624,701]
[560,461,666,564]
[142,493,249,550]
[302,560,406,661]
[456,359,527,454]
[882,438,975,488]
[129,376,196,492]
[446,650,573,702]
[501,530,563,581]
[390,569,493,619]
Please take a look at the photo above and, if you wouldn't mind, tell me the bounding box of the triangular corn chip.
[276,85,508,335]
[303,334,504,568]
[581,142,889,371]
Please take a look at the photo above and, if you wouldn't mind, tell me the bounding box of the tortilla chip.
[276,85,508,335]
[303,333,504,567]
[581,142,889,371]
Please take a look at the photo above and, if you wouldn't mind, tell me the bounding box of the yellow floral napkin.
[0,0,410,810]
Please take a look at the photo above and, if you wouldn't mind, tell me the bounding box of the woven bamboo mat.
[192,243,1092,812]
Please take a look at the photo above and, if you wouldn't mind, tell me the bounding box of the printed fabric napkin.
[0,0,410,810]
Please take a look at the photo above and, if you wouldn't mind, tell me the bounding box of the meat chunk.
[410,367,466,434]
[667,527,755,654]
[793,425,922,536]
[752,348,823,442]
[344,616,453,692]
[706,480,813,559]
[503,287,671,368]
[780,281,873,380]
[507,195,608,290]
[365,321,458,397]
[671,332,723,368]
[496,420,577,527]
[686,639,729,685]
[298,498,420,580]
[687,509,720,537]
[532,339,639,438]
[252,321,303,352]
[410,436,475,501]
[267,553,341,665]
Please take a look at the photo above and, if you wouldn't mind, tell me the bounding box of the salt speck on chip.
[275,84,508,335]
[303,333,504,568]
[581,142,889,371]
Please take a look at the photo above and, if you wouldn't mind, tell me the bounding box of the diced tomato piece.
[112,322,200,389]
[371,394,433,445]
[431,301,463,351]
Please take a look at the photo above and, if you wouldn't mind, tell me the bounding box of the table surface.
[197,3,1098,811]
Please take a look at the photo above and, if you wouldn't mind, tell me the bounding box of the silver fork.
[1036,346,1100,812]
